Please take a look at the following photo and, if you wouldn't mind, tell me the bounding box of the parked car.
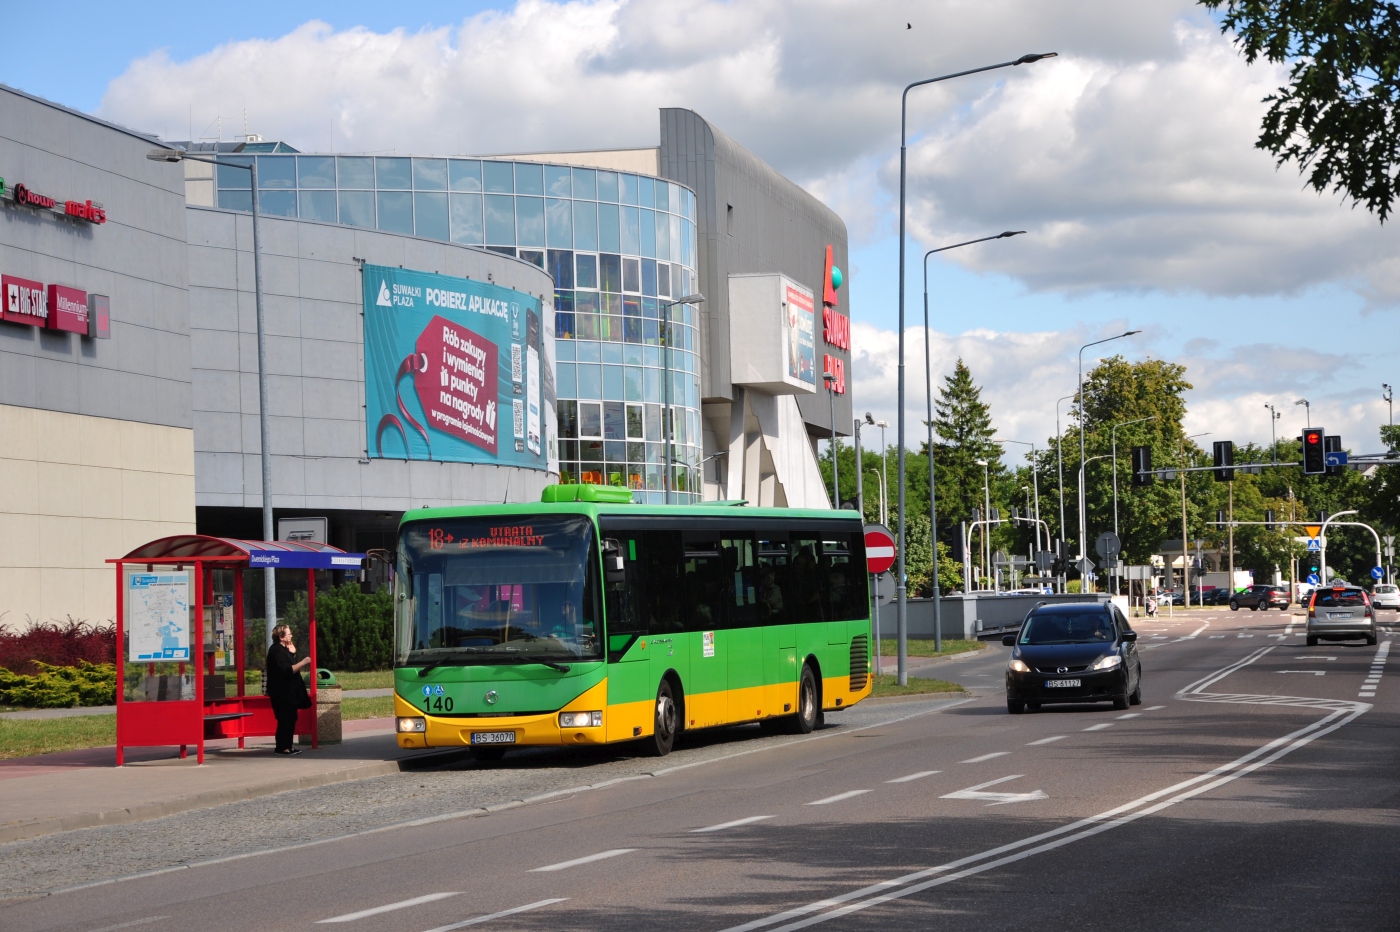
[1003,602,1143,713]
[1229,584,1290,612]
[1371,584,1400,611]
[1155,588,1185,607]
[1307,585,1377,645]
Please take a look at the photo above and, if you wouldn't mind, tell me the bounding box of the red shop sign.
[2,275,48,326]
[48,284,88,334]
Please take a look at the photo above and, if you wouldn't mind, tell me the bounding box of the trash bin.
[300,668,342,745]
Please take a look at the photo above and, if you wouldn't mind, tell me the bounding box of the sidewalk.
[0,687,391,721]
[0,717,458,845]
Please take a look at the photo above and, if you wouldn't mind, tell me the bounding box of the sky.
[7,0,1397,466]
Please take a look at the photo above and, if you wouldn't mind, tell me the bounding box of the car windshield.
[1019,611,1115,645]
[1314,589,1365,607]
[395,515,602,667]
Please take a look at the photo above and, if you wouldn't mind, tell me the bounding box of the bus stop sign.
[864,524,897,575]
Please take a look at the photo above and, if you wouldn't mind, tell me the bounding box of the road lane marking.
[1278,670,1326,675]
[725,648,1371,932]
[1297,656,1336,660]
[1027,736,1065,745]
[1146,705,1166,710]
[319,893,460,923]
[959,752,1010,763]
[421,899,569,932]
[530,849,636,872]
[940,775,1047,806]
[1116,713,1141,719]
[1237,634,1255,637]
[1083,723,1112,731]
[88,920,169,932]
[886,771,941,783]
[807,790,871,805]
[1209,635,1225,639]
[691,816,774,832]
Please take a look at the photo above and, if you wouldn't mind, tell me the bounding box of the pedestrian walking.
[265,624,312,755]
[1146,588,1158,619]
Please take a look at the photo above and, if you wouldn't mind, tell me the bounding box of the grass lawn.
[341,696,394,720]
[870,674,966,698]
[877,638,986,659]
[332,670,394,690]
[0,715,116,760]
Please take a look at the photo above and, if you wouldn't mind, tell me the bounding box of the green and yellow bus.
[393,485,873,758]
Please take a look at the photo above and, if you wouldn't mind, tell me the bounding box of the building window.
[376,157,412,190]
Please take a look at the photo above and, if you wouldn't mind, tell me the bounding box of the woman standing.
[265,624,312,755]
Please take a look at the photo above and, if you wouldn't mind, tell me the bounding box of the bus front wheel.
[786,665,819,735]
[641,679,678,757]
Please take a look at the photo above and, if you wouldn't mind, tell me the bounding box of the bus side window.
[682,535,730,631]
[724,537,764,628]
[821,536,867,621]
[635,530,684,636]
[789,538,826,623]
[756,536,789,626]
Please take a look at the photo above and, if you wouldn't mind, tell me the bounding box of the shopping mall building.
[0,83,851,626]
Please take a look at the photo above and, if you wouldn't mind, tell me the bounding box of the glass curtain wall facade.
[215,154,702,502]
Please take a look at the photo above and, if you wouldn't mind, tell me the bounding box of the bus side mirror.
[602,538,626,584]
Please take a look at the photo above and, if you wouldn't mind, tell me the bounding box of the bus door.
[681,534,728,728]
[723,535,770,722]
[756,535,798,714]
[603,532,651,743]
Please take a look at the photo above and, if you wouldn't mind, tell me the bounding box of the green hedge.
[280,583,394,672]
[0,661,117,708]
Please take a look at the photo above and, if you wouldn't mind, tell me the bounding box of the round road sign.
[1372,566,1384,580]
[864,524,897,575]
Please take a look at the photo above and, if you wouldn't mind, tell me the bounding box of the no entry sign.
[864,524,897,575]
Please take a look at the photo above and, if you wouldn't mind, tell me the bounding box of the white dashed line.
[1116,713,1141,719]
[319,893,461,924]
[1027,736,1066,746]
[960,752,1011,763]
[530,849,636,872]
[807,790,871,806]
[420,898,569,932]
[691,816,774,833]
[886,771,941,783]
[1146,705,1166,711]
[1083,723,1113,731]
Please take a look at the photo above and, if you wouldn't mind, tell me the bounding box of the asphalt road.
[3,606,1397,932]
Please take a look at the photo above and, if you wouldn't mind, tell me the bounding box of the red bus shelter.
[109,535,366,765]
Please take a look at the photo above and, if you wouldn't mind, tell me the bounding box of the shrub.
[0,619,116,674]
[0,661,117,708]
[280,583,394,671]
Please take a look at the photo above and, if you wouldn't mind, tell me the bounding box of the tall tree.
[931,358,1004,536]
[1203,0,1400,221]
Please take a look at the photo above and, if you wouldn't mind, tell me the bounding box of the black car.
[1229,584,1290,612]
[1003,602,1143,714]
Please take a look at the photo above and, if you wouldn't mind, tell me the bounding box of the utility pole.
[1179,440,1191,608]
[1228,480,1235,590]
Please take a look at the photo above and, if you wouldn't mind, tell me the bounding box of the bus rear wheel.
[786,665,819,735]
[640,679,678,757]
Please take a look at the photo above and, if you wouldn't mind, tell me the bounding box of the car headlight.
[559,711,603,728]
[1090,654,1122,671]
[396,716,426,733]
[1008,658,1030,673]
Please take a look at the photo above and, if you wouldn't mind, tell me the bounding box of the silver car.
[1371,584,1400,611]
[1307,585,1378,646]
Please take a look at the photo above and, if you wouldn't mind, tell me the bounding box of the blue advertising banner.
[363,264,554,470]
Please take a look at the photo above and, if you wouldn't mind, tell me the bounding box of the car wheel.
[1007,698,1025,714]
[1367,634,1378,646]
[1027,701,1041,711]
[1129,677,1142,705]
[1112,694,1130,711]
[785,665,819,735]
[1229,601,1239,612]
[1306,635,1318,646]
[1250,602,1259,611]
[640,679,679,756]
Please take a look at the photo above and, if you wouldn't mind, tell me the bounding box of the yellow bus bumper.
[394,679,610,750]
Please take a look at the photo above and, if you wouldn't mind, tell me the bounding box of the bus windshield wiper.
[539,660,571,673]
[416,648,487,676]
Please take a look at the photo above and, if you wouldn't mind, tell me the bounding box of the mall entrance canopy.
[109,535,366,765]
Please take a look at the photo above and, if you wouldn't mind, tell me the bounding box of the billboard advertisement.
[363,264,555,471]
[784,282,816,387]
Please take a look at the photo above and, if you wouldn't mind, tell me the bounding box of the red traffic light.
[1305,431,1321,445]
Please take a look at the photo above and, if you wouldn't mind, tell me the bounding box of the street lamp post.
[974,458,992,590]
[1295,398,1310,428]
[1384,385,1394,449]
[659,293,705,504]
[824,372,839,508]
[877,420,889,524]
[1177,432,1209,607]
[149,146,277,643]
[922,230,1023,649]
[1077,332,1140,579]
[1055,394,1074,584]
[1109,416,1156,593]
[1265,403,1281,463]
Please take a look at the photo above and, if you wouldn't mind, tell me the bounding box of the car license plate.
[471,731,516,745]
[1327,612,1350,620]
[1045,679,1081,688]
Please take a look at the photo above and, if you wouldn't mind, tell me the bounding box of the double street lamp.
[148,145,277,644]
[1076,331,1139,580]
[894,51,1056,684]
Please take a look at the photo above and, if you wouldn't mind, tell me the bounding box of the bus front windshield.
[395,516,602,667]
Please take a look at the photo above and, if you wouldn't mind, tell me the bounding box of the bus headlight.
[397,716,427,733]
[559,711,603,728]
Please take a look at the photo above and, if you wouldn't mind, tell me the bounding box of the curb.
[0,750,468,846]
[860,691,972,706]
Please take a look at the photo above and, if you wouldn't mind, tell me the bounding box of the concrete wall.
[0,86,195,626]
[186,207,560,512]
[873,593,1112,642]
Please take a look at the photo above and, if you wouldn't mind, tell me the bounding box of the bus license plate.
[471,731,516,745]
[1045,679,1080,688]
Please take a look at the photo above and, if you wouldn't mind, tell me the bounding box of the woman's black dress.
[265,642,310,752]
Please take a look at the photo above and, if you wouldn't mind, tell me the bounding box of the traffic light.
[971,507,981,523]
[1264,509,1276,530]
[1131,446,1153,485]
[1212,440,1235,482]
[1217,509,1226,526]
[1301,428,1326,475]
[1325,434,1344,477]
